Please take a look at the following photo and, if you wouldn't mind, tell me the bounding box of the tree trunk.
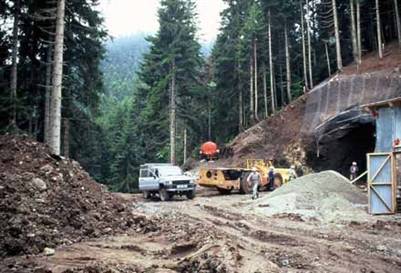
[253,38,258,120]
[238,62,243,131]
[325,42,332,76]
[395,0,401,48]
[170,59,176,164]
[268,9,276,113]
[333,0,343,71]
[62,118,69,158]
[208,99,212,138]
[300,0,309,89]
[306,0,313,88]
[263,63,268,118]
[279,64,285,106]
[356,0,362,64]
[249,54,254,121]
[350,0,359,64]
[284,24,292,102]
[183,128,187,164]
[10,0,20,131]
[376,0,383,59]
[48,0,65,155]
[44,46,52,142]
[239,89,243,132]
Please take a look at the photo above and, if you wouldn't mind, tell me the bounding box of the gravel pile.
[249,171,369,222]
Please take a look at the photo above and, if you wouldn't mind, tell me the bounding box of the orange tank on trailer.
[200,141,219,160]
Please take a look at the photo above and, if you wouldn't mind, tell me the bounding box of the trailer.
[197,159,291,194]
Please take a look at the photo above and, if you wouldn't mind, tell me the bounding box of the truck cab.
[139,163,196,201]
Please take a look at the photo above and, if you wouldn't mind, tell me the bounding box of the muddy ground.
[3,187,401,273]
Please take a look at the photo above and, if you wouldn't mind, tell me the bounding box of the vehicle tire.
[274,173,283,188]
[159,188,171,201]
[239,172,252,194]
[143,191,150,199]
[217,187,232,195]
[186,190,196,200]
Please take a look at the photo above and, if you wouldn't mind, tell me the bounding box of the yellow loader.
[197,159,291,194]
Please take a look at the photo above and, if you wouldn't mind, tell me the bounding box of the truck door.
[139,167,158,191]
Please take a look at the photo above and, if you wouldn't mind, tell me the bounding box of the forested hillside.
[1,0,401,192]
[101,35,149,99]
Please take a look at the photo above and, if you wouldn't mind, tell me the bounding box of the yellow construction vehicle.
[197,159,291,194]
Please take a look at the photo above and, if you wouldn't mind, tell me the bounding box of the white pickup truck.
[139,163,196,201]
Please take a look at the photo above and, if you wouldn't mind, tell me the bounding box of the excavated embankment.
[224,45,401,176]
[0,135,155,258]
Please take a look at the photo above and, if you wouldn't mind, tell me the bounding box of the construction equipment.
[200,141,219,161]
[197,159,291,194]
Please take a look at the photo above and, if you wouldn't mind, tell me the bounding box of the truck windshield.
[157,166,183,176]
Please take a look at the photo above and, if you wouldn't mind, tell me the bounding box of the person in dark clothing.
[268,167,275,191]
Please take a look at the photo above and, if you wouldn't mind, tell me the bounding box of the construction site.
[1,45,401,272]
[3,0,401,272]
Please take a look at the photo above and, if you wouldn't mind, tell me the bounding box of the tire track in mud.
[187,201,401,273]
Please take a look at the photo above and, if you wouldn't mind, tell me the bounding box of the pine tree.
[136,0,203,163]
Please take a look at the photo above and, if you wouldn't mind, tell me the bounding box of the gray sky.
[100,0,226,43]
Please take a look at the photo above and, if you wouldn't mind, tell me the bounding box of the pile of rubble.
[0,135,154,257]
[250,171,369,222]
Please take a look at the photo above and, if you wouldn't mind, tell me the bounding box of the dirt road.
[4,189,401,273]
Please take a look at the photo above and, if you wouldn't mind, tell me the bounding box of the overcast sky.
[99,0,226,43]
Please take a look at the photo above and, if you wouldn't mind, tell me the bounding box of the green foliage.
[95,0,206,192]
[1,0,400,193]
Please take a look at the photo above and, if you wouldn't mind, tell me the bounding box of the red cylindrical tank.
[200,141,219,157]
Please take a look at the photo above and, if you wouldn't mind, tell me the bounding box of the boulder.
[31,178,47,191]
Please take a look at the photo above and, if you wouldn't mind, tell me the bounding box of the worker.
[268,167,275,191]
[289,165,298,181]
[350,161,359,180]
[247,167,261,200]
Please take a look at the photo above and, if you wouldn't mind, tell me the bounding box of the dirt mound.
[248,171,369,222]
[0,134,154,257]
[223,96,311,172]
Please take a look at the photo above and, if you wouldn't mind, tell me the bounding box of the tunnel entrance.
[306,109,376,177]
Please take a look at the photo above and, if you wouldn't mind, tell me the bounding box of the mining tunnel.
[306,109,376,177]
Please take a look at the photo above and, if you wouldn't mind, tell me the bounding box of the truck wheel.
[186,190,196,200]
[143,191,150,199]
[217,187,232,195]
[159,188,171,201]
[240,172,252,194]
